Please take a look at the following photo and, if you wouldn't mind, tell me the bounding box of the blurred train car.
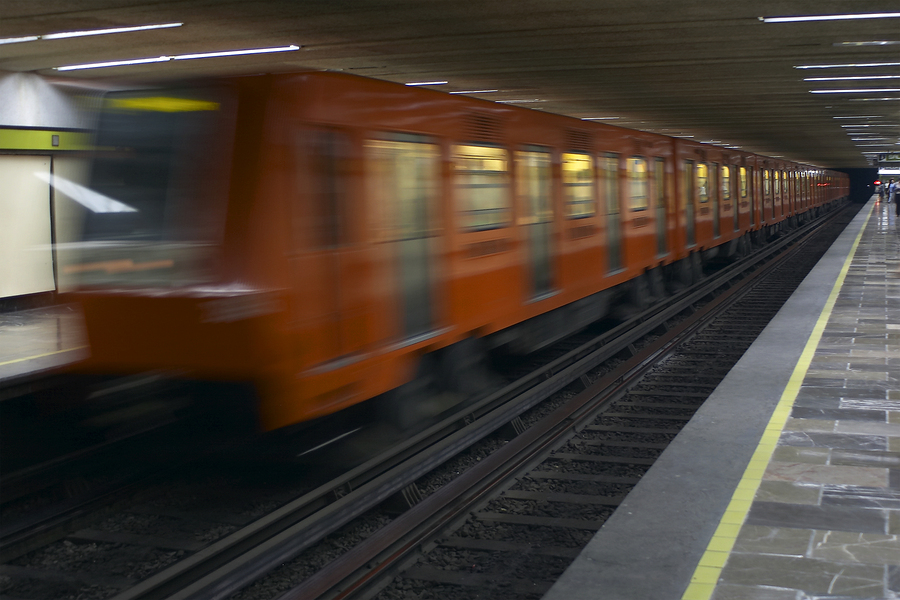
[63,71,849,431]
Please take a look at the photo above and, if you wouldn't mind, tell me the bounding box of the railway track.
[0,202,858,600]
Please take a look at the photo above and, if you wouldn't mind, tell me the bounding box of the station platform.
[0,303,87,392]
[543,198,899,600]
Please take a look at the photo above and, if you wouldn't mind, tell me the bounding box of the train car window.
[654,158,666,255]
[697,163,709,203]
[684,160,696,246]
[763,169,771,197]
[517,148,554,296]
[307,130,352,249]
[600,153,622,271]
[366,136,440,337]
[562,152,595,218]
[774,170,781,196]
[739,167,748,199]
[454,144,510,231]
[76,87,235,287]
[721,166,732,203]
[626,157,649,212]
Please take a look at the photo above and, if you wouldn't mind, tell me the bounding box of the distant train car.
[64,71,849,431]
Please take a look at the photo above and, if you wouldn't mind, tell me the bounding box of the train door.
[762,169,771,221]
[601,153,622,271]
[710,163,720,238]
[773,170,781,218]
[294,128,357,363]
[684,160,696,246]
[721,165,733,232]
[516,147,554,297]
[654,158,666,255]
[366,135,440,338]
[744,167,754,227]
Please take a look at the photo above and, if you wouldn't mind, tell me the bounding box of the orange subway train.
[64,71,849,431]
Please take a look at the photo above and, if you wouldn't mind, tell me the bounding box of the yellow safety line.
[681,201,875,600]
[0,346,88,368]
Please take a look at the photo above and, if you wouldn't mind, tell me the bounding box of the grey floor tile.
[746,501,887,534]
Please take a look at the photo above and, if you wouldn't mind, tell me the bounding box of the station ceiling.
[3,1,899,169]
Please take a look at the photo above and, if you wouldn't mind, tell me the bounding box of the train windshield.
[66,88,235,288]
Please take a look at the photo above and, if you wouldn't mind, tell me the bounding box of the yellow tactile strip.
[681,201,875,600]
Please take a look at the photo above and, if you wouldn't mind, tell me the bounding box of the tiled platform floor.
[0,303,87,385]
[710,200,900,599]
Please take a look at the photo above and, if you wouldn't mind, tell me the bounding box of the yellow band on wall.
[0,128,92,151]
[681,200,875,600]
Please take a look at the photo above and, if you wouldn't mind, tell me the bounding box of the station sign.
[877,153,900,165]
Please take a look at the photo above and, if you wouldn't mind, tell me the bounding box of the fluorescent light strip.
[810,88,900,93]
[174,46,300,60]
[405,81,448,86]
[841,124,896,127]
[582,116,621,120]
[836,41,900,46]
[497,99,545,104]
[849,97,900,101]
[760,12,900,23]
[45,23,183,40]
[806,75,900,81]
[0,36,40,45]
[796,61,900,69]
[56,45,300,71]
[450,89,499,94]
[833,116,882,119]
[1,23,182,45]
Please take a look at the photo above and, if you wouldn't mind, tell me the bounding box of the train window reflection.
[627,157,649,212]
[739,167,748,198]
[763,169,771,196]
[454,145,510,231]
[563,153,594,218]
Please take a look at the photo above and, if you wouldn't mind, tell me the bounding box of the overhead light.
[841,124,897,127]
[810,88,900,93]
[56,45,300,71]
[450,89,499,94]
[173,46,300,60]
[796,61,900,69]
[805,75,900,81]
[0,35,40,45]
[848,97,900,101]
[497,99,546,104]
[760,12,900,23]
[835,41,900,46]
[405,81,448,86]
[582,116,621,120]
[850,138,889,141]
[0,23,182,45]
[832,116,883,119]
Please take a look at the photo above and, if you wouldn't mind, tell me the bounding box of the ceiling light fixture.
[56,44,300,71]
[496,99,546,104]
[0,22,182,45]
[796,61,900,69]
[832,115,883,119]
[405,81,448,86]
[760,12,900,23]
[835,41,900,46]
[450,89,499,94]
[582,116,621,120]
[805,75,900,81]
[848,97,900,101]
[810,88,900,93]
